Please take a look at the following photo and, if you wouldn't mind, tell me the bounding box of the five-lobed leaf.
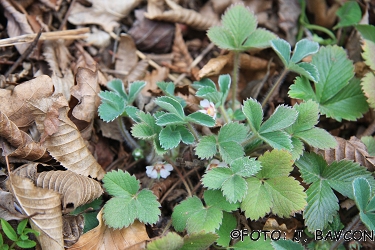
[290,39,319,63]
[259,105,298,133]
[353,178,375,231]
[334,1,361,29]
[98,91,125,122]
[242,98,263,132]
[103,170,139,196]
[195,135,217,159]
[270,38,291,66]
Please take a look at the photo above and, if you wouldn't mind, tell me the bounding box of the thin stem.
[219,105,230,123]
[164,156,192,197]
[261,68,289,108]
[117,117,139,150]
[231,51,241,111]
[241,133,257,147]
[329,214,361,250]
[187,123,200,142]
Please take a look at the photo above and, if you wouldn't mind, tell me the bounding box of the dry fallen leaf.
[70,209,149,250]
[0,75,54,128]
[313,136,375,171]
[115,34,138,80]
[68,0,142,33]
[0,189,27,221]
[36,170,103,213]
[306,0,340,29]
[63,214,85,247]
[29,94,105,179]
[171,24,193,73]
[263,218,298,240]
[278,0,300,45]
[8,174,64,250]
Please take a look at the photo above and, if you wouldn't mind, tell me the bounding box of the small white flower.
[199,99,217,119]
[206,159,228,171]
[146,162,173,179]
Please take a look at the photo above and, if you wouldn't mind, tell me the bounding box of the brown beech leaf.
[313,136,375,171]
[306,0,340,29]
[128,9,175,54]
[13,163,40,181]
[70,209,149,250]
[115,34,138,79]
[145,0,219,31]
[127,59,149,83]
[68,0,142,33]
[171,24,193,73]
[36,170,103,213]
[0,189,27,221]
[151,177,176,200]
[263,218,298,240]
[63,214,84,247]
[0,75,54,128]
[1,0,34,54]
[0,111,50,162]
[8,174,64,250]
[29,94,105,179]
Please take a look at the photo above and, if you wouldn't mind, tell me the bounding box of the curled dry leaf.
[127,59,149,83]
[68,0,142,32]
[128,9,175,54]
[199,52,273,78]
[171,24,193,73]
[313,136,375,171]
[70,209,149,250]
[151,177,176,200]
[13,163,39,181]
[0,75,54,128]
[145,0,219,31]
[8,174,64,250]
[29,94,105,179]
[115,34,138,79]
[306,0,340,29]
[0,189,27,221]
[63,214,84,247]
[263,217,298,240]
[1,0,34,54]
[36,170,103,213]
[0,111,50,162]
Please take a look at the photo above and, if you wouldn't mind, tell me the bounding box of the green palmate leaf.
[259,105,298,133]
[195,86,218,97]
[135,190,161,224]
[1,219,17,241]
[155,96,185,118]
[103,170,139,197]
[156,113,185,126]
[232,237,273,250]
[202,167,233,190]
[288,62,319,82]
[288,76,317,101]
[334,1,361,29]
[177,126,195,144]
[157,81,175,96]
[290,38,319,63]
[131,123,156,139]
[294,127,337,149]
[128,81,146,103]
[207,26,237,50]
[221,174,247,203]
[242,98,263,132]
[98,91,125,122]
[182,233,218,250]
[204,189,239,212]
[270,38,291,67]
[361,136,375,156]
[288,100,319,132]
[146,232,184,250]
[312,45,354,102]
[271,240,304,250]
[231,157,262,177]
[218,122,248,143]
[361,72,375,109]
[186,112,216,127]
[289,137,304,160]
[107,79,128,100]
[172,196,203,232]
[216,212,237,247]
[353,178,371,211]
[241,150,306,219]
[362,38,375,71]
[159,126,182,149]
[219,141,245,163]
[192,78,216,89]
[195,135,217,159]
[356,24,375,44]
[242,28,276,48]
[218,74,231,104]
[124,106,140,122]
[259,131,293,150]
[103,196,137,228]
[296,152,375,231]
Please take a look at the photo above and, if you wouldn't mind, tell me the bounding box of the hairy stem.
[261,68,289,108]
[187,123,200,142]
[219,105,230,123]
[117,117,139,150]
[231,51,241,111]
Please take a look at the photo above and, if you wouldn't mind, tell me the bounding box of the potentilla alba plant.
[199,99,217,119]
[146,162,173,179]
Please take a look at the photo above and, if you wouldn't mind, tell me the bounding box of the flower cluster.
[146,162,173,179]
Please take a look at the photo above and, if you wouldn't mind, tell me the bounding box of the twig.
[231,51,240,111]
[59,0,77,30]
[4,29,43,78]
[164,156,192,197]
[261,68,289,108]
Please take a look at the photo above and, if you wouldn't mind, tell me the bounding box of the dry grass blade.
[0,111,50,161]
[145,0,219,31]
[29,94,105,179]
[8,174,64,250]
[36,170,103,213]
[313,136,375,171]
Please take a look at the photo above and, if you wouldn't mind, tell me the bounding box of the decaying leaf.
[13,163,40,181]
[313,136,375,171]
[29,94,105,179]
[36,170,103,212]
[127,59,149,83]
[63,214,85,247]
[0,189,27,221]
[306,0,339,28]
[0,111,50,162]
[8,174,64,250]
[0,75,54,128]
[128,9,175,54]
[278,0,300,45]
[145,0,219,31]
[115,34,138,80]
[263,217,298,240]
[70,209,149,250]
[151,177,176,200]
[171,24,194,73]
[199,52,273,78]
[68,0,142,32]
